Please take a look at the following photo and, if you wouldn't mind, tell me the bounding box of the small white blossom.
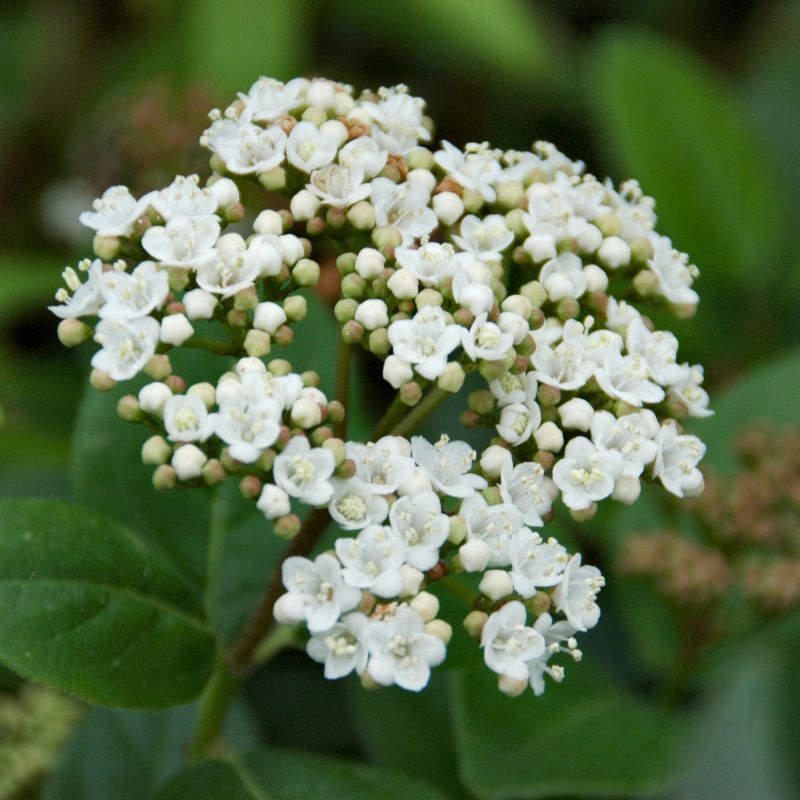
[307,164,371,208]
[481,601,545,681]
[163,394,216,442]
[461,313,514,361]
[552,437,624,510]
[434,141,501,202]
[653,421,705,497]
[239,76,305,121]
[336,525,407,597]
[551,554,604,632]
[273,436,336,505]
[338,135,388,179]
[370,177,437,243]
[411,435,487,498]
[508,530,568,596]
[347,437,416,495]
[329,478,389,530]
[590,409,659,478]
[287,121,339,172]
[668,364,713,418]
[307,612,369,679]
[91,316,160,380]
[141,216,220,269]
[453,214,514,260]
[387,305,461,381]
[152,175,220,221]
[389,491,449,570]
[528,613,579,696]
[539,253,587,301]
[531,340,595,391]
[394,241,469,286]
[460,494,525,567]
[595,350,665,407]
[49,260,105,319]
[98,261,169,320]
[79,186,155,237]
[647,235,699,306]
[499,459,551,526]
[497,402,541,446]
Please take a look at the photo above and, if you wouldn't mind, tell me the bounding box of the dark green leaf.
[451,663,686,799]
[0,498,214,707]
[587,28,784,285]
[156,748,448,800]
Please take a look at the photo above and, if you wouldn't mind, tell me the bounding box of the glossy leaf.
[156,748,447,800]
[451,663,685,799]
[0,498,214,707]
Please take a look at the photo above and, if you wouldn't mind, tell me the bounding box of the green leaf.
[181,0,304,95]
[586,28,784,285]
[692,349,800,475]
[451,663,686,799]
[0,498,214,708]
[156,748,448,800]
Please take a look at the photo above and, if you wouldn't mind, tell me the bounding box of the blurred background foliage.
[0,0,798,798]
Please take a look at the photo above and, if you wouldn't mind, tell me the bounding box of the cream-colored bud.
[425,619,453,644]
[533,421,564,452]
[171,444,207,481]
[479,569,513,600]
[410,591,440,622]
[558,398,595,431]
[141,435,172,465]
[459,539,491,572]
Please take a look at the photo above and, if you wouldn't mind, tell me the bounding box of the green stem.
[333,338,351,439]
[389,386,451,439]
[182,336,241,357]
[189,654,241,758]
[227,508,331,672]
[371,394,408,440]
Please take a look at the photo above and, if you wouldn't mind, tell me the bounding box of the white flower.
[335,525,407,597]
[653,421,706,497]
[256,483,291,519]
[604,297,642,334]
[163,394,216,442]
[370,177,437,243]
[79,186,155,237]
[490,372,537,408]
[389,491,449,570]
[338,136,388,179]
[329,479,389,530]
[273,436,336,505]
[98,261,169,320]
[551,554,604,632]
[461,313,514,361]
[527,613,579,696]
[481,601,545,681]
[307,164,371,207]
[151,175,220,221]
[361,85,430,154]
[276,553,361,632]
[647,235,699,306]
[49,260,105,319]
[668,364,713,418]
[584,329,623,366]
[509,530,568,596]
[141,216,220,268]
[91,316,160,380]
[286,121,339,172]
[552,436,624,510]
[205,118,288,175]
[539,253,587,301]
[453,214,514,260]
[531,340,595,391]
[496,402,540,446]
[362,606,445,691]
[307,612,369,679]
[394,241,469,286]
[387,305,461,380]
[215,394,281,464]
[625,318,684,386]
[595,350,665,406]
[195,237,262,298]
[411,435,487,498]
[590,409,659,478]
[347,437,416,495]
[434,140,501,201]
[460,494,525,567]
[239,76,305,121]
[499,459,552,526]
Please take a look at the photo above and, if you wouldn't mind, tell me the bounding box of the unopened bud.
[463,609,488,639]
[93,235,119,260]
[244,329,271,357]
[144,354,172,380]
[258,166,286,191]
[425,619,453,644]
[437,362,465,393]
[498,675,528,697]
[460,539,491,572]
[399,565,425,597]
[152,464,177,491]
[570,503,597,522]
[341,319,365,344]
[283,295,307,322]
[400,381,422,406]
[274,513,302,539]
[322,437,347,465]
[410,591,440,622]
[57,318,91,347]
[116,394,142,422]
[479,569,513,601]
[347,200,376,230]
[234,285,259,311]
[141,435,171,465]
[202,459,227,486]
[239,475,263,500]
[172,444,207,481]
[90,368,116,392]
[292,258,320,287]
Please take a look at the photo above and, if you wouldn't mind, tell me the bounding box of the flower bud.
[239,475,263,500]
[152,464,177,491]
[525,235,557,264]
[598,236,631,269]
[387,269,419,299]
[400,381,422,406]
[341,319,364,344]
[291,397,323,429]
[533,421,564,452]
[183,289,217,321]
[460,539,491,572]
[334,298,358,323]
[160,313,194,346]
[415,288,443,309]
[425,619,453,644]
[253,301,286,334]
[290,189,321,221]
[558,398,594,431]
[172,444,207,481]
[382,355,413,389]
[279,295,305,323]
[234,285,259,312]
[479,569,513,601]
[138,382,172,416]
[336,458,357,479]
[371,225,403,250]
[480,445,510,479]
[431,191,464,225]
[322,437,347,465]
[498,675,528,698]
[583,263,609,293]
[258,166,286,191]
[279,234,305,264]
[355,247,385,280]
[399,565,425,597]
[116,394,142,422]
[268,358,293,376]
[447,514,467,545]
[613,475,641,505]
[274,513,302,540]
[209,176,239,207]
[341,273,366,300]
[520,280,548,308]
[141,435,172,465]
[256,484,292,519]
[57,318,91,347]
[273,592,305,625]
[143,354,172,380]
[244,329,271,357]
[437,362,465,393]
[354,298,389,330]
[410,591,440,622]
[346,201,376,230]
[570,503,597,522]
[202,459,227,486]
[292,258,320,287]
[366,328,389,357]
[90,368,116,392]
[463,609,488,639]
[165,374,186,394]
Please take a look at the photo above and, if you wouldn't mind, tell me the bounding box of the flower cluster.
[50,75,710,696]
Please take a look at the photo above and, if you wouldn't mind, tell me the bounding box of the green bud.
[479,358,511,382]
[306,216,326,236]
[341,319,365,344]
[482,486,503,505]
[273,324,294,347]
[520,280,548,308]
[570,503,597,523]
[336,252,357,275]
[57,318,91,347]
[556,298,580,321]
[448,514,468,545]
[152,464,177,492]
[239,475,262,499]
[256,449,276,472]
[209,153,226,173]
[336,458,357,479]
[526,591,551,616]
[292,258,320,287]
[334,298,358,322]
[141,435,171,465]
[463,610,488,639]
[372,225,403,250]
[341,273,366,300]
[461,187,484,213]
[468,389,496,416]
[283,294,308,321]
[116,394,142,422]
[325,207,347,229]
[453,308,475,328]
[234,285,259,311]
[274,513,302,540]
[224,202,245,223]
[311,426,334,446]
[226,308,248,328]
[346,200,376,230]
[202,459,227,486]
[630,236,655,263]
[301,106,327,125]
[537,384,561,407]
[168,267,190,293]
[596,212,622,237]
[258,166,286,191]
[460,410,479,428]
[368,327,390,356]
[244,329,271,357]
[406,147,435,170]
[220,448,243,473]
[516,334,536,357]
[322,437,347,465]
[415,288,443,309]
[633,269,659,297]
[497,181,525,209]
[437,362,465,393]
[326,401,346,424]
[268,358,293,376]
[302,370,321,388]
[165,374,186,394]
[144,354,172,380]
